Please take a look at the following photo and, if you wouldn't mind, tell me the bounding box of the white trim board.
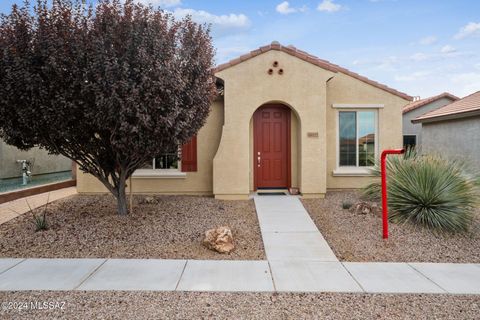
[332,104,384,109]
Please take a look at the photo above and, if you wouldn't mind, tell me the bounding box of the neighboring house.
[77,42,412,199]
[412,90,480,168]
[402,92,459,148]
[0,140,72,179]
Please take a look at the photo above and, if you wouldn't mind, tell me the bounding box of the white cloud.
[317,0,342,13]
[419,36,437,45]
[451,72,480,96]
[276,1,307,15]
[216,46,250,63]
[394,71,431,82]
[454,22,480,39]
[136,0,181,7]
[173,8,251,36]
[410,52,428,61]
[440,45,456,54]
[276,1,296,14]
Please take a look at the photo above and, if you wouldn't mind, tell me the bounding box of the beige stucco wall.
[326,73,408,189]
[76,100,224,194]
[214,50,335,199]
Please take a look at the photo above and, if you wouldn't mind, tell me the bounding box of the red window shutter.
[181,135,197,172]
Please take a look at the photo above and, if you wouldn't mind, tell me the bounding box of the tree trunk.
[116,177,128,215]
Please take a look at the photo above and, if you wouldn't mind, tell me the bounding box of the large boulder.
[203,226,235,254]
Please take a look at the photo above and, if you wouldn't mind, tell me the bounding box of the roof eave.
[412,109,480,124]
[402,92,460,114]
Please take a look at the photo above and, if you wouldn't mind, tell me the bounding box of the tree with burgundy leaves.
[0,0,216,214]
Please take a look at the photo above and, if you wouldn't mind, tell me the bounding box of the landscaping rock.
[203,226,235,254]
[349,201,376,215]
[140,196,158,205]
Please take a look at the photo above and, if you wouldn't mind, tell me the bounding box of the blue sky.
[1,0,479,98]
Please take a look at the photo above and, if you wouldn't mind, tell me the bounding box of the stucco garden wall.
[76,100,224,194]
[0,141,71,179]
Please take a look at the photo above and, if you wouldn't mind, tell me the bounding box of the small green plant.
[362,151,480,233]
[342,200,353,210]
[33,211,48,231]
[25,193,50,232]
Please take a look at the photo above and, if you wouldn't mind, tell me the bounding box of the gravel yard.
[302,191,480,263]
[0,195,265,260]
[0,291,478,319]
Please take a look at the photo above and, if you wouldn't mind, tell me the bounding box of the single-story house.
[412,90,480,168]
[402,92,459,148]
[77,41,413,199]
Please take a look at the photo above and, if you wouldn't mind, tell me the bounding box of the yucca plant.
[362,149,480,233]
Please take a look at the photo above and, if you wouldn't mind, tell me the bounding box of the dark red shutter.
[181,136,197,172]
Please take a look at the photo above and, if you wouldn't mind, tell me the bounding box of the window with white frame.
[140,146,180,170]
[338,111,377,167]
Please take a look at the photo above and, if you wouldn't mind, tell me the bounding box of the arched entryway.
[253,104,291,190]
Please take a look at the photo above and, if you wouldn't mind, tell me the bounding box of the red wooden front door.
[254,105,290,189]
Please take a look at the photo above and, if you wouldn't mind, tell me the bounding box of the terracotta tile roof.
[402,92,459,114]
[215,41,413,101]
[412,91,480,123]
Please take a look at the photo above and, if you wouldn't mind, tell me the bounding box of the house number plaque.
[307,132,319,138]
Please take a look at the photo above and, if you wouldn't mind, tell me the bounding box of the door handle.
[257,156,261,167]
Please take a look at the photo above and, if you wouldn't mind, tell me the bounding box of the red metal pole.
[381,149,405,239]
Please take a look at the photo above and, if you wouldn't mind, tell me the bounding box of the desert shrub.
[362,151,479,233]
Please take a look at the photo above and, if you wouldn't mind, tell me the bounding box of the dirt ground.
[0,291,478,320]
[0,194,265,260]
[302,191,480,263]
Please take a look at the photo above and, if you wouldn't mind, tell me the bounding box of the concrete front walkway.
[0,187,77,225]
[254,195,337,262]
[0,193,479,294]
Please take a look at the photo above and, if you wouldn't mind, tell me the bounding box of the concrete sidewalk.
[0,258,479,294]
